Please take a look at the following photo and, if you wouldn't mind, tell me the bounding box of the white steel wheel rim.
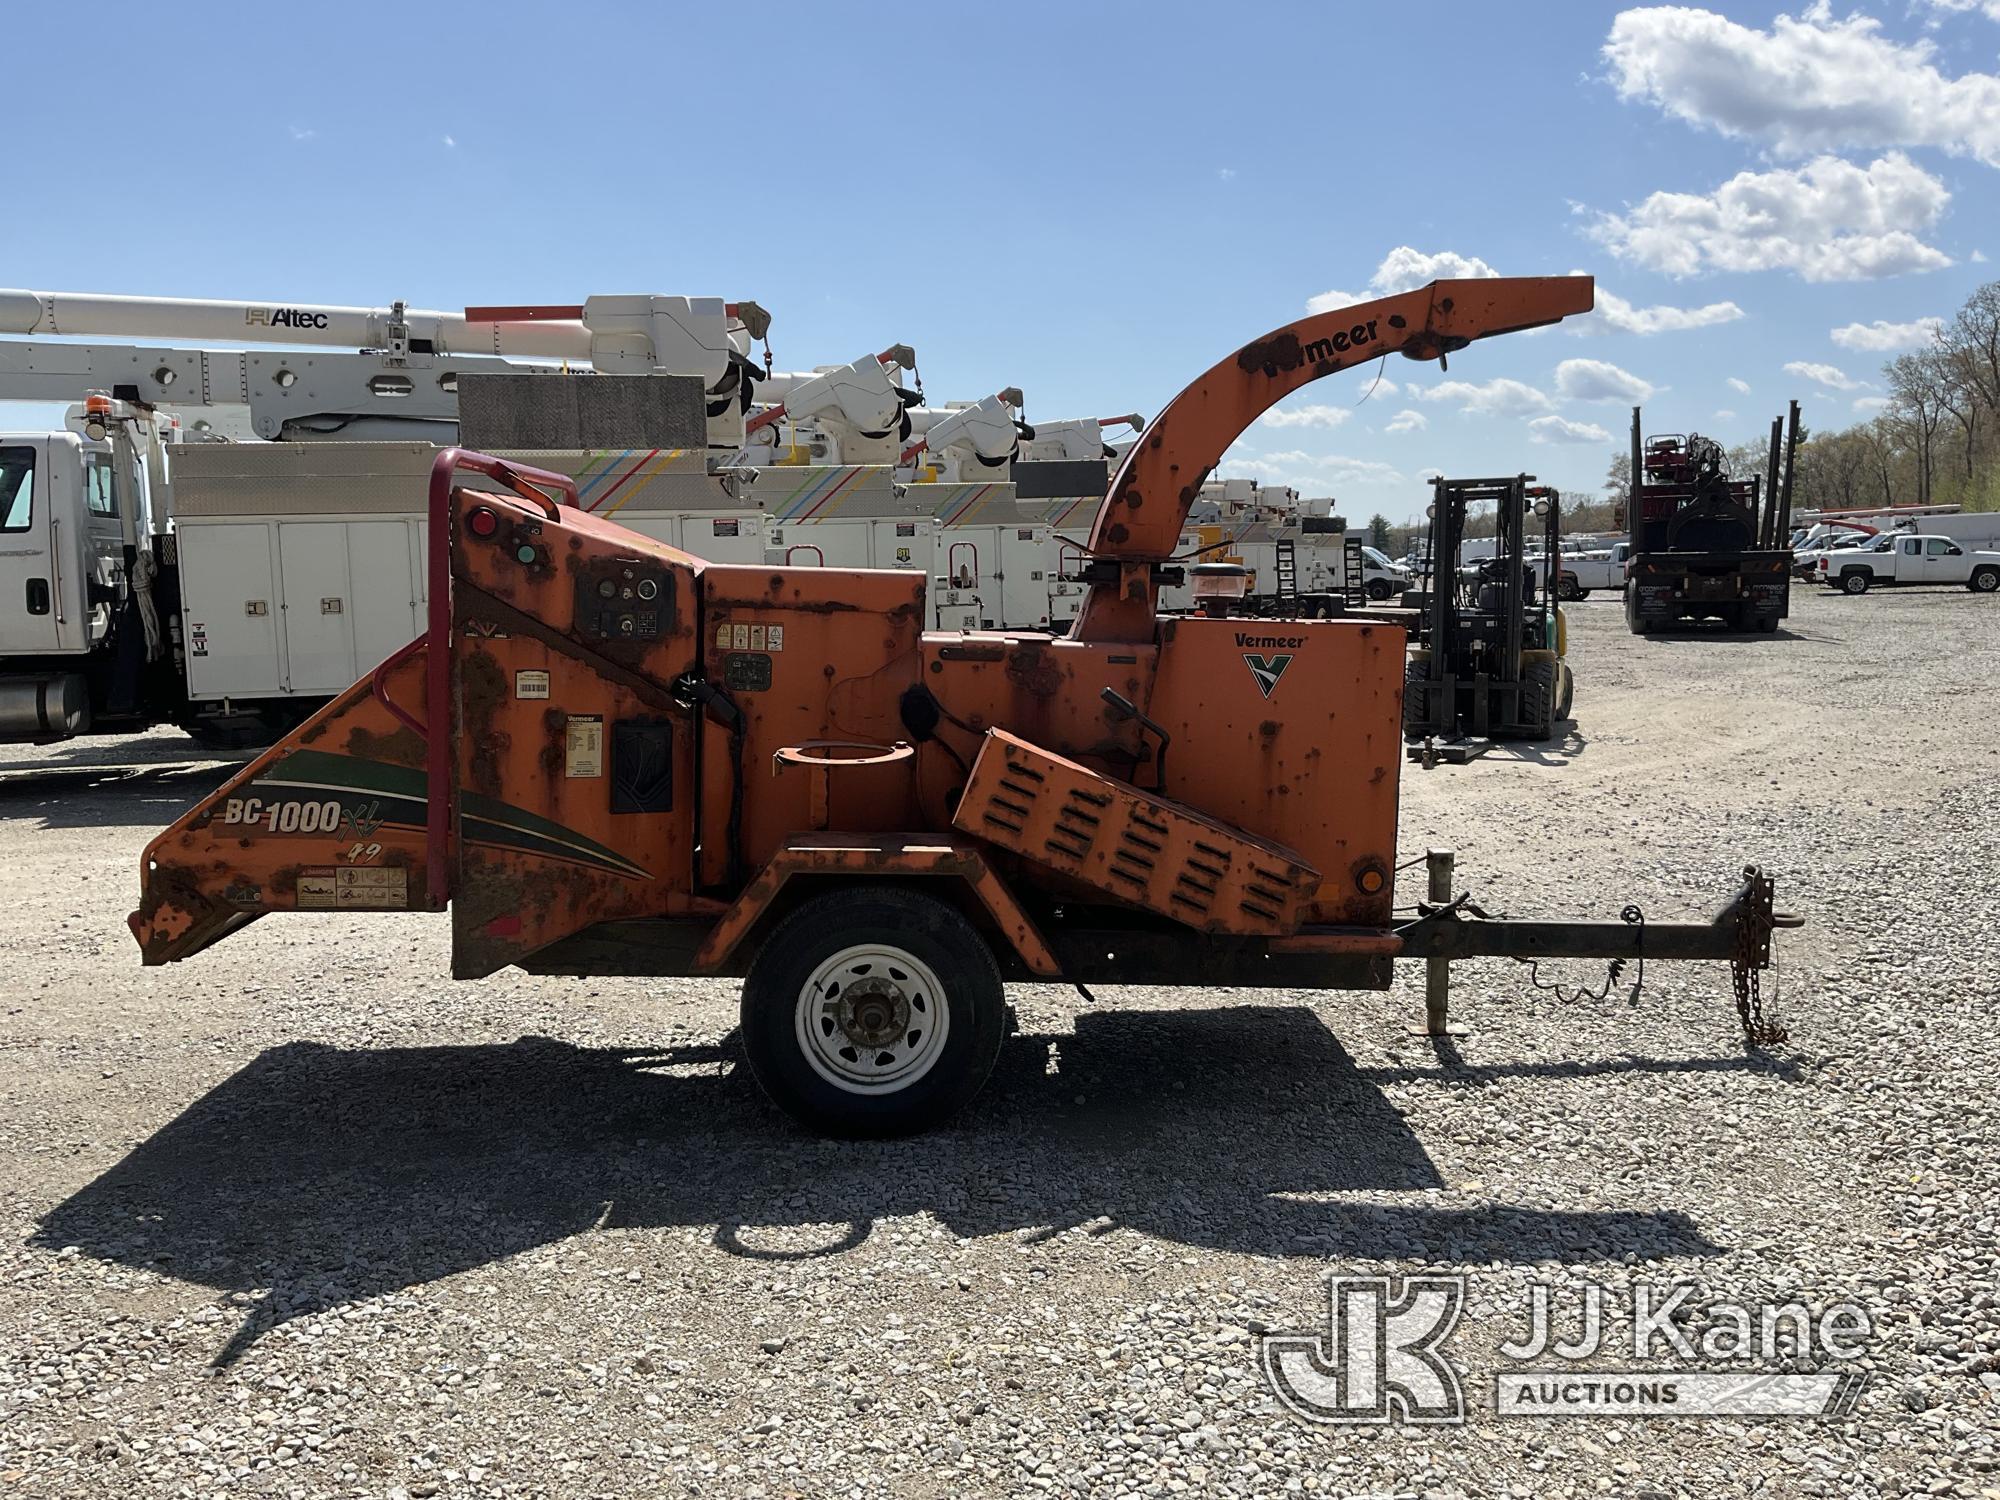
[794,943,952,1096]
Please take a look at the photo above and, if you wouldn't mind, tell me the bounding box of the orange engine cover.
[953,728,1319,935]
[1142,614,1403,927]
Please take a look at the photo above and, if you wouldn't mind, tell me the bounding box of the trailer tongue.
[131,276,1802,1136]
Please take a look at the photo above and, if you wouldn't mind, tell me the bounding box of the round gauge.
[597,579,617,598]
[636,578,659,601]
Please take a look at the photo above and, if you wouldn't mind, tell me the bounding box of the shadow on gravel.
[1491,726,1592,766]
[0,764,234,828]
[1362,1036,1805,1086]
[35,1009,1722,1364]
[1635,627,1810,644]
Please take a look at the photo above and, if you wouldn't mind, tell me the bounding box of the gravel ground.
[1,586,1997,1499]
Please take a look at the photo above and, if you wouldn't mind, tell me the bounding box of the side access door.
[0,440,66,654]
[78,445,133,648]
[1894,535,1924,581]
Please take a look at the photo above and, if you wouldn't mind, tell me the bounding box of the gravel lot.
[2,586,1997,1499]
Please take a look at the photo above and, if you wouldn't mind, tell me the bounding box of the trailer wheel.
[740,886,1006,1137]
[1840,570,1871,595]
[1971,565,2000,593]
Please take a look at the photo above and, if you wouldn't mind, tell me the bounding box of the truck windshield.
[0,447,33,532]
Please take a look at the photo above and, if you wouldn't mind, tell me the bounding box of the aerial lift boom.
[0,287,771,443]
[129,275,1797,1137]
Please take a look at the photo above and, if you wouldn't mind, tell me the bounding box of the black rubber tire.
[1402,651,1432,736]
[1518,653,1559,740]
[1840,570,1870,595]
[740,886,1005,1138]
[1971,566,2000,594]
[1624,587,1652,635]
[1754,612,1780,633]
[1557,575,1586,602]
[1365,577,1395,601]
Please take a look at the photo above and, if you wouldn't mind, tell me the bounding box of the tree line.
[1777,283,1999,515]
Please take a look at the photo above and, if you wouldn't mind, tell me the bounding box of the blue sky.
[5,1,1997,521]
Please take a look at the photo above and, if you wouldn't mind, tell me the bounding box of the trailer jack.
[1395,852,1799,1045]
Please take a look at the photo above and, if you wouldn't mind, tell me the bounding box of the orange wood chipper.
[130,276,1798,1135]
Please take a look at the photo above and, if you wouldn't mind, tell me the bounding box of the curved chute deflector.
[1072,275,1595,641]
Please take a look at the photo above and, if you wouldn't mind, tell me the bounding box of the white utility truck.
[1543,542,1632,599]
[0,287,774,744]
[1817,533,2000,594]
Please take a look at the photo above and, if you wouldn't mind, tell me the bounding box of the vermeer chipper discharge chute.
[130,276,1799,1136]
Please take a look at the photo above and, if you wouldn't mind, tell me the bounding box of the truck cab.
[0,429,136,738]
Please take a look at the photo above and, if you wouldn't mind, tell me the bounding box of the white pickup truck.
[1546,542,1630,599]
[1818,533,2000,594]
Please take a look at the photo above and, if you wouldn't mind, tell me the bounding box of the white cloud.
[1307,247,1500,313]
[1726,376,1752,394]
[1385,408,1428,434]
[1587,284,1745,334]
[1412,377,1555,417]
[1715,409,1737,422]
[1853,395,1893,413]
[288,125,317,142]
[1925,0,2000,18]
[1529,415,1614,445]
[1603,6,2000,167]
[1829,316,1943,351]
[443,135,458,148]
[1260,403,1352,430]
[1785,360,1867,391]
[1555,357,1658,403]
[1217,167,1236,181]
[1221,450,1407,487]
[1589,153,1952,282]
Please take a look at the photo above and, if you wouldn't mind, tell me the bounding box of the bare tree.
[1884,350,1950,505]
[1798,429,1869,511]
[1933,337,1983,482]
[1856,418,1901,507]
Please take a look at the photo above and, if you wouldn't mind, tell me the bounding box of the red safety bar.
[423,449,580,907]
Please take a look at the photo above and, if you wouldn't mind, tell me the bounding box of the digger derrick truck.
[1624,402,1801,635]
[130,276,1799,1137]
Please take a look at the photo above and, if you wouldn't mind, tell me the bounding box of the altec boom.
[129,276,1800,1136]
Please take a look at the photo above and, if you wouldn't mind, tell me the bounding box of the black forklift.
[1403,474,1573,760]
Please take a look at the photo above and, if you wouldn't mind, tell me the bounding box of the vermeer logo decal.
[1244,653,1293,698]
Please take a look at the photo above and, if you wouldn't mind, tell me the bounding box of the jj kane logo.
[1258,1275,1873,1426]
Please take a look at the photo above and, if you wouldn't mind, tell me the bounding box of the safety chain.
[1733,892,1788,1047]
[1729,866,1788,1046]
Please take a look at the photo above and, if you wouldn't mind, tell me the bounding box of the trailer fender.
[691,835,1062,978]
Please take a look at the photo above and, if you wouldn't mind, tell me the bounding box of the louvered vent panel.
[953,729,1319,936]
